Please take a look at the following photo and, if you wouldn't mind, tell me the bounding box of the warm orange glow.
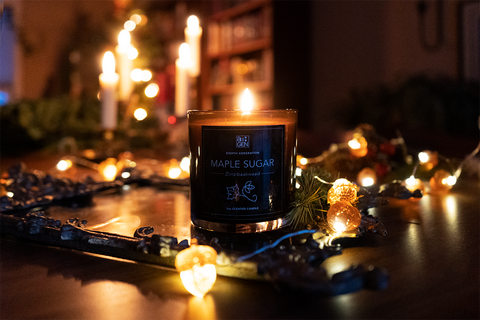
[418,150,439,170]
[348,135,368,157]
[405,175,425,193]
[99,158,118,181]
[179,43,191,64]
[57,159,73,171]
[133,108,147,121]
[357,167,377,186]
[118,30,130,48]
[145,83,159,98]
[175,241,217,298]
[430,169,455,193]
[327,201,362,233]
[327,179,357,205]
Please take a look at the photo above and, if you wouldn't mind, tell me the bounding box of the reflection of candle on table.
[175,43,192,118]
[188,91,297,233]
[116,30,133,102]
[99,51,119,130]
[185,15,202,77]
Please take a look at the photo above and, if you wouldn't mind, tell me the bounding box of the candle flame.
[187,15,200,30]
[240,88,254,114]
[179,43,191,61]
[118,30,131,47]
[102,51,116,74]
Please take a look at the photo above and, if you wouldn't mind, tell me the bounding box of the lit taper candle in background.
[184,15,202,77]
[175,43,192,117]
[99,51,119,130]
[116,30,134,102]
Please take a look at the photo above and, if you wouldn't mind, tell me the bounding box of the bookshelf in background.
[201,0,273,110]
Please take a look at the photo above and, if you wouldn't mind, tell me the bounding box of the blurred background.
[0,0,478,160]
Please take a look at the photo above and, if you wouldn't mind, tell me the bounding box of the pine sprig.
[286,167,331,230]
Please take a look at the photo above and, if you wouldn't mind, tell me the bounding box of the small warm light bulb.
[300,157,308,166]
[348,135,368,157]
[99,158,118,181]
[418,152,429,164]
[141,69,152,82]
[121,171,131,179]
[57,159,73,171]
[145,83,159,98]
[327,201,362,233]
[180,157,190,173]
[239,88,254,114]
[175,240,217,298]
[430,169,455,193]
[348,139,361,149]
[127,46,138,60]
[168,167,182,179]
[131,68,143,82]
[357,167,377,187]
[103,165,117,181]
[187,15,200,30]
[124,20,136,31]
[133,108,147,121]
[130,14,142,25]
[102,51,115,74]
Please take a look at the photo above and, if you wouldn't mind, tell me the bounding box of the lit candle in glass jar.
[188,91,297,233]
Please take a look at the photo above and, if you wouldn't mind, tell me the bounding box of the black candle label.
[201,125,285,223]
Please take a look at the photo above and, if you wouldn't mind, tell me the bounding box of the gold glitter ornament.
[327,178,357,204]
[327,201,362,233]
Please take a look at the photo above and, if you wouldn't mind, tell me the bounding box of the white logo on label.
[236,135,250,148]
[226,181,257,202]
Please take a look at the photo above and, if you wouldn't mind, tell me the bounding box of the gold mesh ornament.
[327,201,362,233]
[327,178,357,204]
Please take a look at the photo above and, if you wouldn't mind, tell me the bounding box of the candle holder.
[188,109,297,233]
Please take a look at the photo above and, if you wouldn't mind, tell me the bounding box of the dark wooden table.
[1,172,479,319]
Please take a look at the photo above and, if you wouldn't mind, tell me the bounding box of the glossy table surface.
[1,164,479,319]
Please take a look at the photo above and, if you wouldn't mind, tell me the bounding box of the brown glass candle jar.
[188,110,297,233]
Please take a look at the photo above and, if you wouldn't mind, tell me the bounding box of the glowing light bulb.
[131,68,143,82]
[124,20,136,31]
[141,69,152,82]
[145,83,159,98]
[175,240,217,298]
[133,108,147,121]
[327,178,357,204]
[327,201,362,233]
[430,169,455,193]
[239,88,254,114]
[357,167,377,187]
[57,159,73,171]
[168,167,182,179]
[418,150,438,170]
[127,46,138,60]
[99,158,118,181]
[405,175,425,193]
[348,135,368,157]
[418,152,429,164]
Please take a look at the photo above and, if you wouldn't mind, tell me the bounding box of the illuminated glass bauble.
[357,167,377,187]
[348,135,368,157]
[429,169,456,193]
[327,179,357,204]
[175,241,217,298]
[418,150,438,171]
[405,175,425,193]
[327,201,362,233]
